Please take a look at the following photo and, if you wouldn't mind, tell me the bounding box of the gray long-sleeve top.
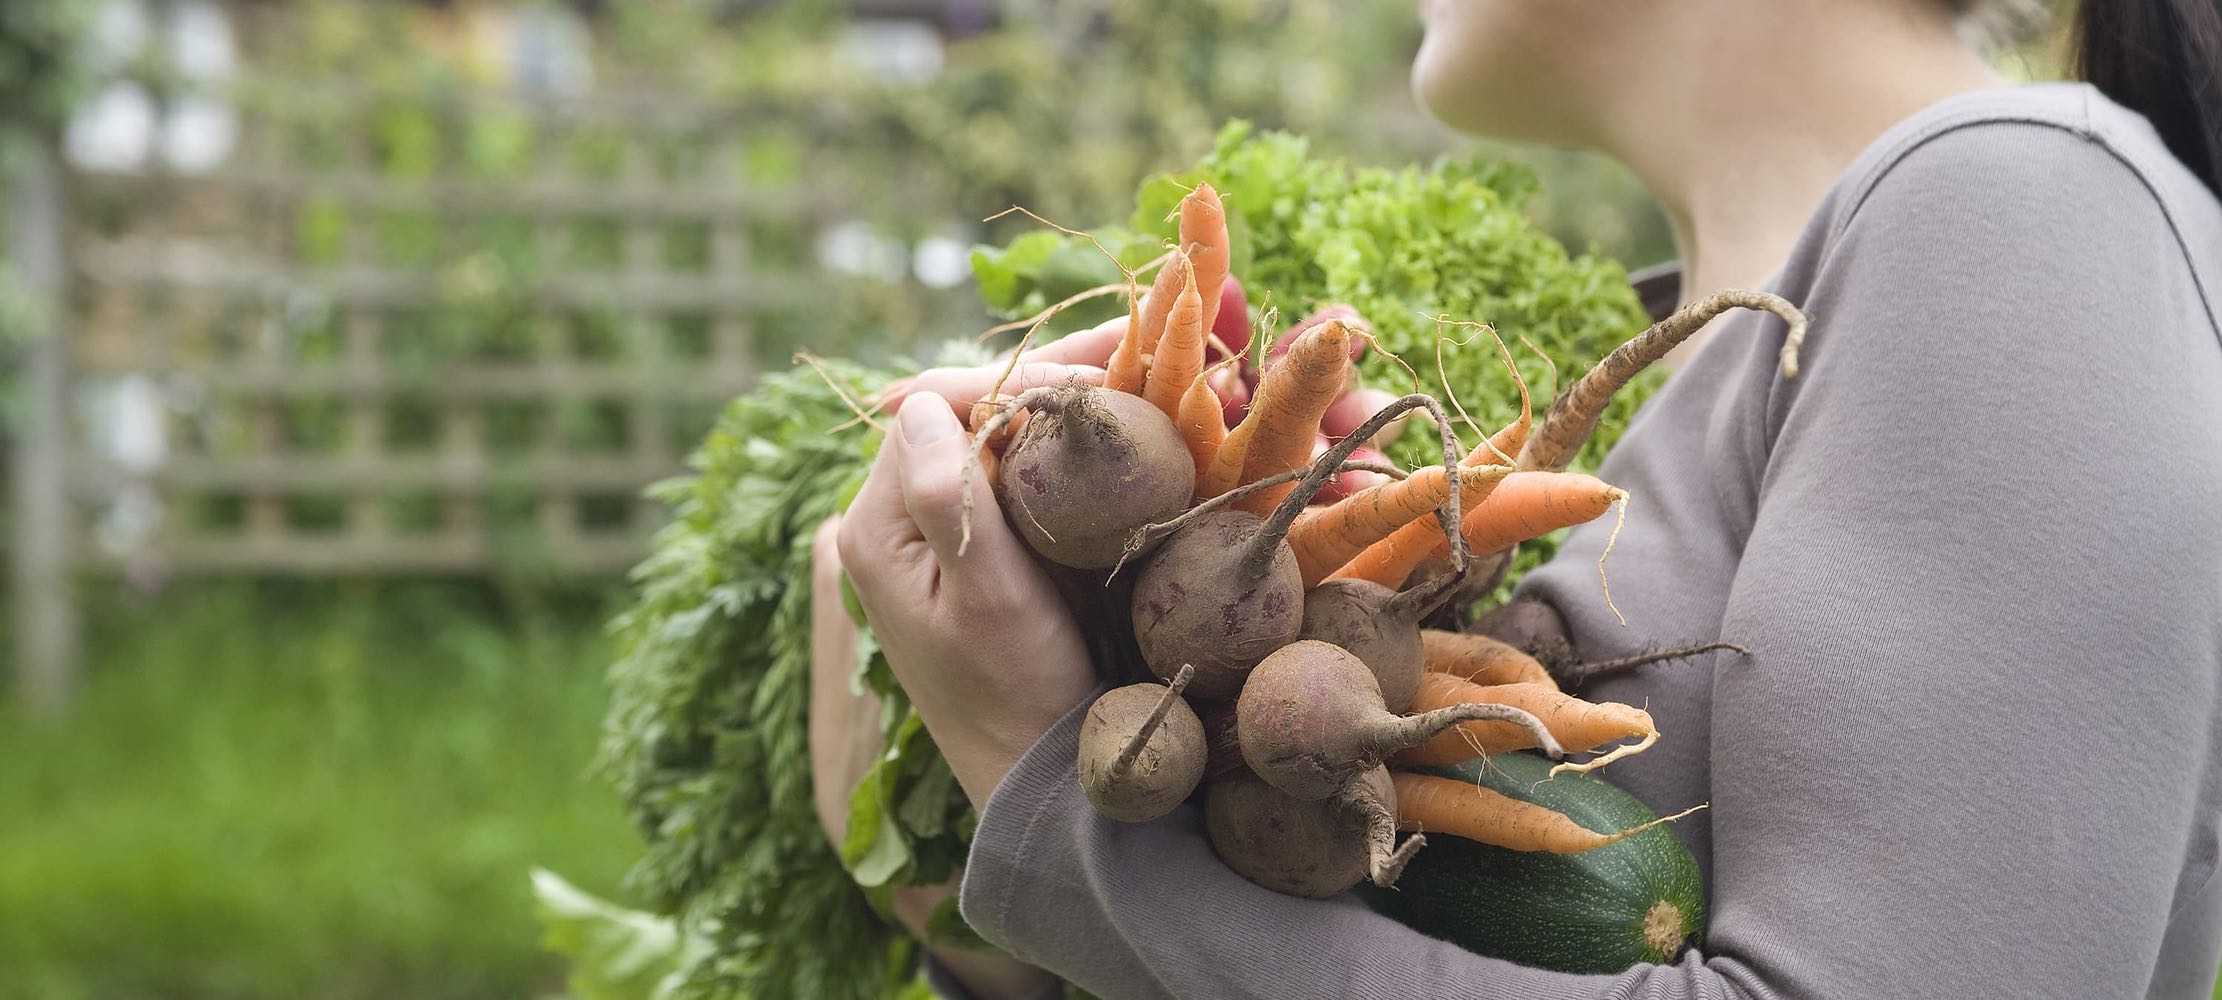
[954,84,2222,999]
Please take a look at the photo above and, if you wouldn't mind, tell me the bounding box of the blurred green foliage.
[0,0,90,429]
[0,0,89,141]
[0,582,639,1000]
[596,356,911,999]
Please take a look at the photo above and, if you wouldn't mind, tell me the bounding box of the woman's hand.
[840,333,1113,807]
[810,520,1062,1000]
[872,316,1128,419]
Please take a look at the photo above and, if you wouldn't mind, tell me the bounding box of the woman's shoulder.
[1828,82,2213,221]
[1774,83,2222,352]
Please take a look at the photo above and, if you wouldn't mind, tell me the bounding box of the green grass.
[5,579,2216,999]
[0,581,640,1000]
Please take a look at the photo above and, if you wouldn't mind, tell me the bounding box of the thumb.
[892,393,1027,571]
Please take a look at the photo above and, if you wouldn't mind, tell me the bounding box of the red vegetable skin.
[1214,367,1252,429]
[1310,436,1392,505]
[1322,387,1409,448]
[1208,277,1252,363]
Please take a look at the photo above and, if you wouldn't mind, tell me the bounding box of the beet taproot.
[1126,394,1462,697]
[1078,665,1206,822]
[1299,574,1463,714]
[1236,640,1562,801]
[1203,766,1421,898]
[974,384,1195,569]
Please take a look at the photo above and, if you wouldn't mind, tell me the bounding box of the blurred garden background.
[0,2,2086,999]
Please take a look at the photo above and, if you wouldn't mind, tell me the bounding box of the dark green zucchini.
[1359,752,1705,974]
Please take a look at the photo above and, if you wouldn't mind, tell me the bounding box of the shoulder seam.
[1835,111,2221,346]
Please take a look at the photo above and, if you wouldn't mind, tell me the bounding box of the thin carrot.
[1182,184,1230,337]
[1393,771,1705,854]
[966,394,1020,484]
[1288,465,1514,587]
[1461,473,1625,556]
[1421,629,1556,688]
[966,393,1024,449]
[1174,358,1235,488]
[1395,675,1656,774]
[1133,241,1190,361]
[1519,289,1808,472]
[1330,471,1623,588]
[1478,350,1530,464]
[1316,428,1525,588]
[1142,256,1205,419]
[1213,319,1352,514]
[1105,292,1148,396]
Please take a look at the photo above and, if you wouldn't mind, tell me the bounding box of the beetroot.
[1078,665,1206,822]
[1298,574,1463,713]
[1125,394,1460,697]
[1236,640,1561,801]
[1128,507,1305,698]
[979,385,1195,569]
[1203,765,1420,898]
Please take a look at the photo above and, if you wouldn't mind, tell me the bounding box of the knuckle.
[834,516,876,582]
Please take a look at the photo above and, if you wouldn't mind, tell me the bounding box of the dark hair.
[2075,0,2222,198]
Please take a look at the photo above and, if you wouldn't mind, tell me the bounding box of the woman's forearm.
[958,700,1762,1000]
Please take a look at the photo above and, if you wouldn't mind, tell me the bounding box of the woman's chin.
[1410,59,1492,137]
[1408,40,1466,132]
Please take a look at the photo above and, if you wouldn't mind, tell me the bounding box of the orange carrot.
[1421,629,1556,688]
[1481,415,1528,468]
[1105,292,1148,396]
[966,393,1024,449]
[1395,675,1656,774]
[966,394,1021,484]
[1393,772,1704,854]
[1212,319,1352,514]
[1174,359,1234,488]
[1142,256,1205,420]
[1182,184,1230,336]
[1459,472,1625,556]
[1330,471,1622,588]
[1287,465,1513,588]
[1135,244,1188,361]
[1469,322,1531,465]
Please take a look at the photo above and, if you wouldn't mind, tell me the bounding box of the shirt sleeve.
[957,120,2222,1000]
[1699,120,2222,998]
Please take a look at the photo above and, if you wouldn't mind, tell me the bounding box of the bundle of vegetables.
[964,185,1803,911]
[593,123,1804,998]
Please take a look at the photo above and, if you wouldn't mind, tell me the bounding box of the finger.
[906,362,1106,423]
[1016,314,1128,367]
[868,375,913,412]
[838,418,929,589]
[892,392,1030,573]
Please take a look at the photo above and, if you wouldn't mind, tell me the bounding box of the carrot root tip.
[1547,728,1659,777]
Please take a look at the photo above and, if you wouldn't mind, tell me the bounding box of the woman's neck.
[1593,3,2004,361]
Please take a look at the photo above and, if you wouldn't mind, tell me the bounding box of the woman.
[821,0,2222,996]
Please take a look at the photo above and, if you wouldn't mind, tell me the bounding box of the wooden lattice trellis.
[7,12,965,709]
[63,92,798,575]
